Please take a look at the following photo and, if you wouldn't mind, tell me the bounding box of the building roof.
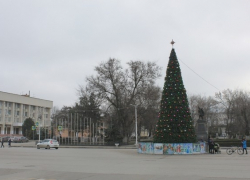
[0,91,53,108]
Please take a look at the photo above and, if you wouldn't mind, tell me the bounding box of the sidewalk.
[9,140,234,150]
[9,140,137,149]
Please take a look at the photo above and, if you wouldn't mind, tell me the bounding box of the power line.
[178,58,221,91]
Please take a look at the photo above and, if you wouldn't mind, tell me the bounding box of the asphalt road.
[0,146,250,180]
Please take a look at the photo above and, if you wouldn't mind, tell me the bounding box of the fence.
[53,113,106,146]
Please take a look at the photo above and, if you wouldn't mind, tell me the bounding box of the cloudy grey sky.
[1,0,250,109]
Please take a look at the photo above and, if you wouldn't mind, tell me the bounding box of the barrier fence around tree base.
[138,142,207,155]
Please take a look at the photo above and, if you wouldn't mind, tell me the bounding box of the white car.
[37,139,59,149]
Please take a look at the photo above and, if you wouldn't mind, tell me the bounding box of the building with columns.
[0,91,53,136]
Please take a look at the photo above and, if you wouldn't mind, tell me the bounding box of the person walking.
[8,138,11,148]
[242,138,248,154]
[1,139,4,148]
[207,137,215,154]
[210,139,215,154]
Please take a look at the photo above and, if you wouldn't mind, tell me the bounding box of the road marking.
[27,179,56,180]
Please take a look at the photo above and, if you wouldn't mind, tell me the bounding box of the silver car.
[37,139,59,149]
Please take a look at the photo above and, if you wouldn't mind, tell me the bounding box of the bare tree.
[215,89,238,138]
[134,84,161,139]
[51,106,60,120]
[233,90,250,136]
[84,58,161,143]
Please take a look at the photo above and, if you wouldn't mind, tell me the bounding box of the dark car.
[13,136,29,143]
[20,136,29,142]
[1,136,10,142]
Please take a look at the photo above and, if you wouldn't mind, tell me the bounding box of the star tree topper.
[171,39,175,48]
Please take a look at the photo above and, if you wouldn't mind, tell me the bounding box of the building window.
[16,111,19,116]
[0,109,1,114]
[0,101,2,108]
[15,103,20,108]
[38,107,43,114]
[25,112,28,116]
[5,102,12,108]
[6,117,11,122]
[8,110,11,115]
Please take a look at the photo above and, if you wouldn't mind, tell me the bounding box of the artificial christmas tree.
[153,47,196,143]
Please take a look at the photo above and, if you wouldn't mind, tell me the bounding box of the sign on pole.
[35,122,39,127]
[58,126,63,131]
[32,126,36,130]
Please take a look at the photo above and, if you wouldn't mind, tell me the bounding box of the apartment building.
[0,91,53,136]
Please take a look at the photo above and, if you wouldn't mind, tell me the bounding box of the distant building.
[0,91,53,136]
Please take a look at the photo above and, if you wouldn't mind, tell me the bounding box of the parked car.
[20,136,29,142]
[13,136,29,143]
[1,136,11,142]
[12,137,20,142]
[37,139,59,149]
[10,137,15,142]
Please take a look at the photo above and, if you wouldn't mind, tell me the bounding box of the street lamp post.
[100,113,105,146]
[130,104,138,146]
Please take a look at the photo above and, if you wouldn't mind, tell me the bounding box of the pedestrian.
[8,138,11,148]
[242,138,248,154]
[208,138,212,154]
[210,139,215,154]
[1,139,4,148]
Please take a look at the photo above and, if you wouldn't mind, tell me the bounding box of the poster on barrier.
[146,143,154,154]
[182,143,193,154]
[192,143,201,153]
[200,142,206,153]
[188,143,193,154]
[139,143,205,154]
[138,142,144,153]
[163,143,174,154]
[138,142,154,154]
[141,143,147,154]
[173,143,193,154]
[173,143,183,154]
[154,143,163,154]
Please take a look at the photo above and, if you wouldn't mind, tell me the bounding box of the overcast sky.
[1,0,250,109]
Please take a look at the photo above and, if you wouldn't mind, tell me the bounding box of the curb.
[10,145,137,149]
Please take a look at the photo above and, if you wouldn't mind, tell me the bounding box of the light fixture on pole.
[130,104,138,146]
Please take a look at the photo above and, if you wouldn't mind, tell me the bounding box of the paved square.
[0,147,249,180]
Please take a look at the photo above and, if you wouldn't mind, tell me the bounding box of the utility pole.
[130,104,138,146]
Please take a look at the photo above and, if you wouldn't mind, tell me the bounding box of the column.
[1,101,5,134]
[42,107,45,127]
[48,108,51,127]
[10,103,14,134]
[28,105,30,118]
[20,104,23,123]
[20,104,23,134]
[35,106,38,122]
